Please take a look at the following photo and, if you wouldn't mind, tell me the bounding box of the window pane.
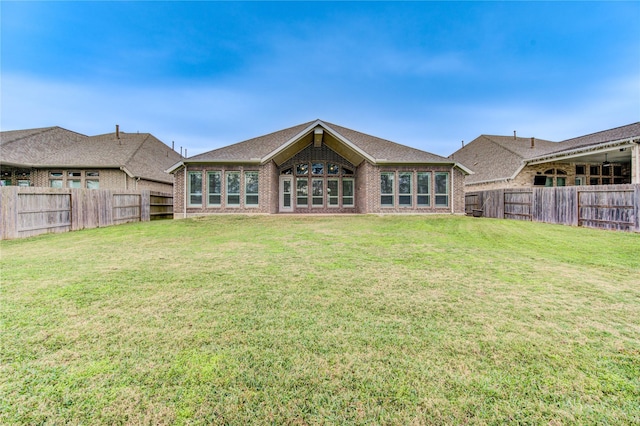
[417,172,430,206]
[312,163,324,175]
[87,171,100,177]
[188,172,203,206]
[208,172,221,206]
[435,173,449,207]
[86,180,100,189]
[67,180,81,188]
[227,172,240,205]
[398,172,412,206]
[381,172,394,206]
[327,163,339,175]
[312,179,323,206]
[327,179,339,206]
[342,179,354,207]
[245,171,259,206]
[296,164,308,175]
[557,177,566,187]
[50,180,63,188]
[297,178,308,206]
[17,180,30,187]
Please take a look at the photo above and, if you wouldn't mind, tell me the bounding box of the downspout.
[183,166,187,218]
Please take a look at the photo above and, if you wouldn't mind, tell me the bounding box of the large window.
[327,179,339,207]
[297,178,308,207]
[435,172,449,207]
[208,171,222,206]
[398,172,412,207]
[342,179,354,207]
[188,172,203,206]
[226,172,240,206]
[417,172,431,206]
[312,179,324,207]
[245,171,259,206]
[381,172,394,207]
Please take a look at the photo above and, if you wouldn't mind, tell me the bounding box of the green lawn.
[1,215,639,425]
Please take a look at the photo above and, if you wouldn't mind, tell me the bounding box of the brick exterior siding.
[173,160,466,217]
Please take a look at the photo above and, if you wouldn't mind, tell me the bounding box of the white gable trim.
[260,120,376,165]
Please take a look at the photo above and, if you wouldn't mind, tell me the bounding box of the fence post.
[141,190,150,222]
[635,184,640,233]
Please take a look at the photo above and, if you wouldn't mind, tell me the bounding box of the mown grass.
[1,215,639,425]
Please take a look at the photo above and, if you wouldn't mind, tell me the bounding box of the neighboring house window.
[327,179,339,207]
[535,169,566,187]
[296,178,308,207]
[398,172,412,207]
[342,178,354,207]
[226,172,240,206]
[68,180,82,188]
[417,172,431,206]
[380,172,394,207]
[328,163,339,175]
[1,170,11,186]
[86,171,99,189]
[207,171,222,206]
[188,171,203,207]
[245,171,259,206]
[312,178,324,207]
[575,165,586,175]
[17,180,30,187]
[575,177,584,186]
[435,172,449,207]
[50,171,63,188]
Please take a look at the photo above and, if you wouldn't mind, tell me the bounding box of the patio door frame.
[279,176,293,212]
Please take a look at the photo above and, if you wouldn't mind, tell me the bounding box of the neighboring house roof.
[450,122,640,185]
[449,135,557,184]
[1,126,182,184]
[169,119,472,173]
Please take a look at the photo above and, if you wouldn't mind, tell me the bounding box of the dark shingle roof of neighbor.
[186,119,456,165]
[545,122,640,154]
[449,135,557,184]
[0,126,182,184]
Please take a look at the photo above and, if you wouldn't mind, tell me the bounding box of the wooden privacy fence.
[465,184,640,232]
[0,187,173,240]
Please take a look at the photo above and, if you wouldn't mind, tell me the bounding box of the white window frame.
[342,178,354,208]
[226,171,241,206]
[435,172,449,207]
[327,178,339,207]
[188,171,203,207]
[417,172,431,207]
[311,178,324,207]
[245,171,259,207]
[207,171,222,207]
[398,172,413,207]
[296,178,308,207]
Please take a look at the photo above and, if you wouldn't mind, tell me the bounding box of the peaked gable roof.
[1,126,182,184]
[171,119,470,173]
[449,134,557,184]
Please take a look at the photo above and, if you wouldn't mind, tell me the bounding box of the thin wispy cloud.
[2,2,638,157]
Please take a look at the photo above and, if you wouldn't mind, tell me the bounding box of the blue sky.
[2,1,639,157]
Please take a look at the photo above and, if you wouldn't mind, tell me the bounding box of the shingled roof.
[172,119,470,172]
[449,134,557,184]
[1,126,182,184]
[449,122,640,185]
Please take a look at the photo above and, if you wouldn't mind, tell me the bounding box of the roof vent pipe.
[116,124,120,139]
[513,130,516,140]
[531,137,535,148]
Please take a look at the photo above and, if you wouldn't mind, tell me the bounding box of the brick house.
[168,119,471,217]
[1,126,182,193]
[449,122,640,191]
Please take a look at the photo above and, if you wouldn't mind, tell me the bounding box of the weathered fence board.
[1,187,172,240]
[466,184,639,232]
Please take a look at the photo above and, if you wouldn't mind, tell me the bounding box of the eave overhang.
[526,137,638,165]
